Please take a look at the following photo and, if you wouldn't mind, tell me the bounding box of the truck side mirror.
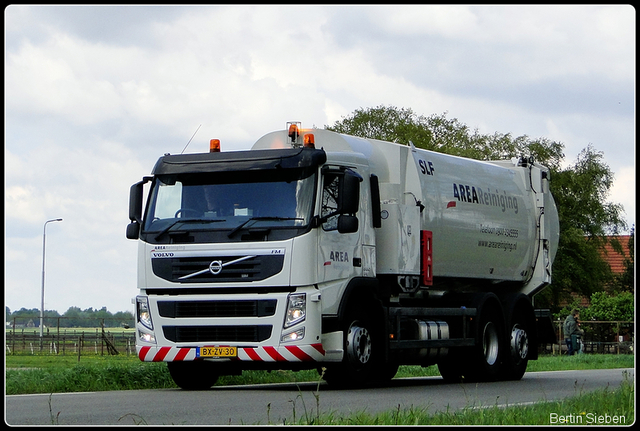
[127,176,152,240]
[129,181,144,223]
[337,214,358,234]
[126,222,140,239]
[339,171,361,215]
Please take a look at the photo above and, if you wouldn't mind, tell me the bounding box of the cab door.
[317,168,363,283]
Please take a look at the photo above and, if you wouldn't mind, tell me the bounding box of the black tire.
[465,297,505,382]
[323,303,391,388]
[503,321,529,380]
[167,361,219,390]
[501,297,535,380]
[437,352,465,383]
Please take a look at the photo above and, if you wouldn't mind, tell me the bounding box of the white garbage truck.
[126,123,559,389]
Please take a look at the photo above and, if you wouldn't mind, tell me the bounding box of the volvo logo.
[209,260,223,275]
[178,254,258,280]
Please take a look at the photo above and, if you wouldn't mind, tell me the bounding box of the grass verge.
[285,371,634,425]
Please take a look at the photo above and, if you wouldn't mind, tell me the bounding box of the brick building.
[565,235,632,308]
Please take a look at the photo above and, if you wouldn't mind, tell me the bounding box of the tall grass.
[6,360,174,395]
[291,372,634,425]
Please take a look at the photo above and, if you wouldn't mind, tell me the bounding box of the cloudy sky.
[5,5,635,315]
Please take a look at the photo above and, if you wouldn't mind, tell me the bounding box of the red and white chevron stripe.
[137,344,326,363]
[138,345,198,362]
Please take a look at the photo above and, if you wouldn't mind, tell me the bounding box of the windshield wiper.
[228,217,303,238]
[154,218,226,240]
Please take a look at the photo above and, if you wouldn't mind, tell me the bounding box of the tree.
[581,291,634,322]
[326,105,433,148]
[95,306,112,324]
[62,306,83,327]
[327,106,565,168]
[536,146,628,308]
[552,145,626,238]
[42,309,61,330]
[326,105,629,313]
[113,310,135,328]
[8,306,135,328]
[8,308,41,327]
[556,290,633,348]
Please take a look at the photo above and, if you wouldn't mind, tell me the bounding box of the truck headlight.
[138,330,156,344]
[136,296,154,330]
[284,293,306,328]
[281,327,305,342]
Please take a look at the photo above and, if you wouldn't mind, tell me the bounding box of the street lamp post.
[40,218,63,338]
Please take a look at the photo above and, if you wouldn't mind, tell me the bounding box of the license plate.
[197,346,237,358]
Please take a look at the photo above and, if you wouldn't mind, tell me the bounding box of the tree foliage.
[538,146,628,308]
[326,105,631,313]
[556,290,634,322]
[6,306,134,328]
[326,105,565,168]
[580,291,634,322]
[326,105,433,148]
[614,228,635,292]
[552,145,626,238]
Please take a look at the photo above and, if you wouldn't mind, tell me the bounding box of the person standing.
[563,309,584,355]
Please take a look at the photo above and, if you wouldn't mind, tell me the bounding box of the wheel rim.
[510,324,529,360]
[482,322,500,366]
[346,323,372,365]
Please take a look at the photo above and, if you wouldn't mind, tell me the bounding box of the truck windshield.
[142,172,316,242]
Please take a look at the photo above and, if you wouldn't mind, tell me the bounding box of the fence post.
[551,320,634,355]
[12,318,16,354]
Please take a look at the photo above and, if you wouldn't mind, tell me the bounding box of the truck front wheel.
[324,306,393,387]
[345,320,372,367]
[167,361,219,390]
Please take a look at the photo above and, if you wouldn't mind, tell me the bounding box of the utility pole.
[40,218,63,338]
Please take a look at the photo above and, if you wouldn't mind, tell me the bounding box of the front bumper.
[137,343,329,362]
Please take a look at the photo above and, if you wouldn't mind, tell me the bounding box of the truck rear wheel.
[465,297,505,382]
[167,361,219,390]
[501,297,535,380]
[504,322,529,380]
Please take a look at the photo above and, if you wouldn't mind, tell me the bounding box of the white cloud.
[370,5,480,38]
[609,166,636,230]
[4,5,635,314]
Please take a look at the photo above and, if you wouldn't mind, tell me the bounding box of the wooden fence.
[541,320,634,355]
[6,328,136,356]
[6,320,633,357]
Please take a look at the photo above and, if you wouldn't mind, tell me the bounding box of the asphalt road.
[5,368,633,425]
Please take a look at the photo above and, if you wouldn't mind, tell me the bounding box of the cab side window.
[321,172,340,231]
